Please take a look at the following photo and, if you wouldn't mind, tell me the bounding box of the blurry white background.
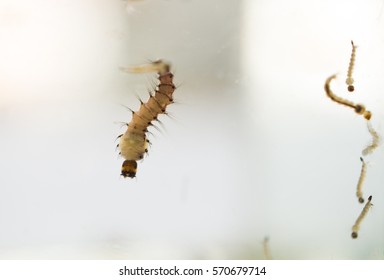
[0,0,384,259]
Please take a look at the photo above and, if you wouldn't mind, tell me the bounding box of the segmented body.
[362,121,380,156]
[324,74,371,120]
[118,60,175,178]
[356,157,367,204]
[351,195,373,239]
[346,40,357,92]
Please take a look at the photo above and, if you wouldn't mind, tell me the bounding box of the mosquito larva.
[351,195,373,239]
[362,121,380,156]
[262,237,272,260]
[118,60,175,178]
[346,40,357,92]
[325,74,367,116]
[356,157,367,204]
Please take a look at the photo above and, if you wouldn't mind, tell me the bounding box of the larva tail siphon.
[356,157,367,204]
[324,74,371,120]
[346,40,357,92]
[351,195,373,239]
[118,60,175,178]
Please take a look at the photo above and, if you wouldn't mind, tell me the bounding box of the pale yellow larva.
[346,40,357,92]
[362,121,380,156]
[356,157,367,204]
[351,195,373,239]
[118,60,175,178]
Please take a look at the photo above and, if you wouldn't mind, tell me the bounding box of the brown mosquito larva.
[118,60,175,178]
[351,195,373,239]
[325,74,364,113]
[356,157,367,204]
[324,75,372,119]
[262,237,272,260]
[362,121,380,156]
[346,41,357,92]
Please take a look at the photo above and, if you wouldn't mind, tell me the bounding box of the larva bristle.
[118,60,175,178]
[121,160,138,178]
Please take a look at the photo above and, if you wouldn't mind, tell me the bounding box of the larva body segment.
[356,157,367,204]
[362,121,380,156]
[351,195,373,239]
[118,60,175,178]
[346,40,357,92]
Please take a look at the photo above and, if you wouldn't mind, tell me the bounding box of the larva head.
[358,197,365,204]
[363,111,372,121]
[351,232,358,239]
[347,85,355,92]
[121,160,138,178]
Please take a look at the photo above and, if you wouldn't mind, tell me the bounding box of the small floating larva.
[362,121,380,156]
[356,157,367,204]
[262,237,272,260]
[351,195,373,239]
[346,40,357,92]
[324,74,371,120]
[118,60,175,178]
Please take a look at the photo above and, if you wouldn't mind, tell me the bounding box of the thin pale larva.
[118,60,175,178]
[346,40,357,92]
[262,237,272,260]
[351,195,373,239]
[356,157,367,204]
[324,74,371,120]
[362,121,380,156]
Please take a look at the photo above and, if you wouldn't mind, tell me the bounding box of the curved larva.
[118,60,175,178]
[346,40,357,92]
[351,195,373,239]
[356,157,367,204]
[324,74,371,120]
[362,121,380,156]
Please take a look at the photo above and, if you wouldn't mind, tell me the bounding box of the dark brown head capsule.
[121,160,138,178]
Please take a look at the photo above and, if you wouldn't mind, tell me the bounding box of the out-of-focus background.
[1,0,384,259]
